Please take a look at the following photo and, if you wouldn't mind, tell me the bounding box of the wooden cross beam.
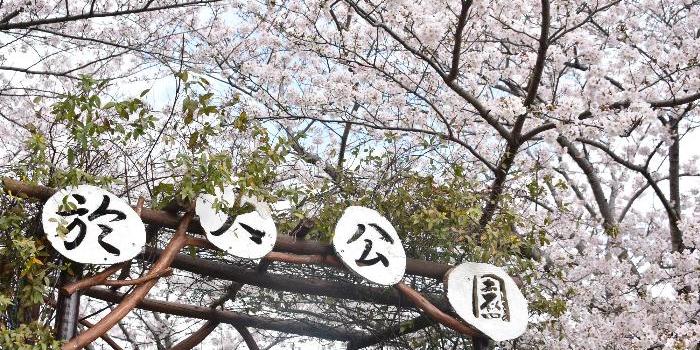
[142,246,450,310]
[82,287,367,342]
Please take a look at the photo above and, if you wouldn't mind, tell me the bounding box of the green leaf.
[199,92,214,105]
[188,131,199,150]
[176,71,189,82]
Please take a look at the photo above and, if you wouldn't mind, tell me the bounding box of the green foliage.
[151,71,291,207]
[162,151,234,203]
[300,167,542,270]
[0,322,62,350]
[22,129,49,183]
[14,75,154,188]
[0,192,62,346]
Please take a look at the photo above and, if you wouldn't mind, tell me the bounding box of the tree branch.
[169,321,219,350]
[342,0,511,140]
[0,1,221,30]
[523,0,550,107]
[0,8,22,24]
[337,121,352,169]
[522,92,700,142]
[446,0,472,82]
[557,136,616,232]
[79,319,124,350]
[578,138,681,247]
[476,141,519,233]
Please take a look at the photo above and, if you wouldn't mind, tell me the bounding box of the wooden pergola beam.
[83,287,367,342]
[141,247,450,311]
[346,315,435,350]
[2,178,452,280]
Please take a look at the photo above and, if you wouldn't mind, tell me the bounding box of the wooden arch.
[3,178,488,350]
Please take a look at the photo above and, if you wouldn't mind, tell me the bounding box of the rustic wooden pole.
[169,320,219,350]
[394,283,480,338]
[62,209,195,350]
[62,263,125,295]
[233,325,260,350]
[54,265,83,341]
[168,263,266,350]
[63,265,173,294]
[472,336,491,350]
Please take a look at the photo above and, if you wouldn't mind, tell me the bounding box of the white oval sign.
[42,185,146,264]
[195,186,277,259]
[332,206,406,285]
[445,262,528,341]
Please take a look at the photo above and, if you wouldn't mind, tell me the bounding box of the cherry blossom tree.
[1,0,699,349]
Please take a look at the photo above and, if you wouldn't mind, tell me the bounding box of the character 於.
[56,194,125,256]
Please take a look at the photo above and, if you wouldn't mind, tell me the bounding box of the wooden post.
[54,265,83,340]
[472,337,490,350]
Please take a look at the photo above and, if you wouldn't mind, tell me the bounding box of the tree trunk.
[669,117,683,251]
